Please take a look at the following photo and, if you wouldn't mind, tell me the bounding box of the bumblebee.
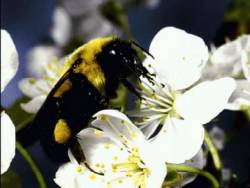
[31,37,153,162]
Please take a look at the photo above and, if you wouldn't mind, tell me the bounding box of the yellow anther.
[117,179,123,184]
[112,156,118,161]
[100,115,108,121]
[94,129,103,136]
[130,131,137,139]
[76,165,83,173]
[89,174,97,180]
[103,143,110,149]
[29,78,36,84]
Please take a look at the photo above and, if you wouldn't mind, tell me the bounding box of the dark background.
[2,0,250,187]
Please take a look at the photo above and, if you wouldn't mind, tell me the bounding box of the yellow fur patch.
[54,119,71,144]
[53,79,72,97]
[64,37,114,94]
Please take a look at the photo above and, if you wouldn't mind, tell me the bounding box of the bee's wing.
[18,65,73,157]
[31,60,107,162]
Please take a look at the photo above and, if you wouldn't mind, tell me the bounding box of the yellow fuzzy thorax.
[64,37,114,94]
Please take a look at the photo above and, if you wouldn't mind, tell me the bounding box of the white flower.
[19,56,68,113]
[118,0,161,8]
[54,151,103,188]
[26,45,60,77]
[50,7,72,47]
[135,27,236,164]
[209,126,225,150]
[1,29,18,174]
[147,27,208,90]
[227,80,250,110]
[209,35,250,80]
[203,35,250,110]
[74,11,121,42]
[55,110,167,188]
[1,112,16,174]
[60,0,105,17]
[1,30,19,92]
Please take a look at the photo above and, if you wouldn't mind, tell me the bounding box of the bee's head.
[96,38,154,82]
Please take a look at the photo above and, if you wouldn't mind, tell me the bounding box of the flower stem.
[167,164,220,188]
[204,130,222,170]
[16,142,47,188]
[15,115,35,133]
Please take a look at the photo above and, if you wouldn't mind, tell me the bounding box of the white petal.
[18,78,51,98]
[77,128,129,174]
[1,112,16,174]
[20,95,46,113]
[140,119,161,139]
[54,162,103,188]
[1,30,19,92]
[108,179,136,188]
[146,161,166,188]
[151,118,204,164]
[92,110,145,144]
[179,149,205,186]
[210,39,242,65]
[51,7,71,47]
[208,35,250,80]
[226,80,250,110]
[61,0,103,16]
[176,77,236,124]
[26,45,60,77]
[149,27,208,90]
[241,51,250,80]
[54,162,79,188]
[44,56,67,82]
[209,126,225,150]
[139,142,167,188]
[145,0,161,8]
[75,12,120,42]
[202,60,242,80]
[239,34,250,50]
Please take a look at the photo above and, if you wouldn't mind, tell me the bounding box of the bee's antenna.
[131,41,154,59]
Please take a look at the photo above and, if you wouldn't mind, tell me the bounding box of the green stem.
[15,115,34,133]
[16,142,47,188]
[243,108,250,122]
[168,164,220,188]
[204,130,222,170]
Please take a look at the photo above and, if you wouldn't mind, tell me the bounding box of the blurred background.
[1,0,250,187]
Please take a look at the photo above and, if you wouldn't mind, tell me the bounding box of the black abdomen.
[33,73,106,162]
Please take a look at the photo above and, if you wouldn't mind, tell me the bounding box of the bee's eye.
[73,58,82,68]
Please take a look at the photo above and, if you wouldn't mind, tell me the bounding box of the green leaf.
[167,164,220,188]
[5,96,35,132]
[109,84,128,110]
[162,170,182,187]
[225,0,250,23]
[1,170,22,188]
[242,108,250,122]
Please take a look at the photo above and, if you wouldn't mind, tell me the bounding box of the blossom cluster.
[1,26,249,187]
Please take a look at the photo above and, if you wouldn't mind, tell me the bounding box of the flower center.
[112,147,151,188]
[140,82,178,122]
[43,58,70,87]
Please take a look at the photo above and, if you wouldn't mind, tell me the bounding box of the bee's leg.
[70,137,85,164]
[121,78,142,99]
[99,96,108,108]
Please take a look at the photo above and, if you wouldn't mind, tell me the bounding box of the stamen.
[142,95,171,108]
